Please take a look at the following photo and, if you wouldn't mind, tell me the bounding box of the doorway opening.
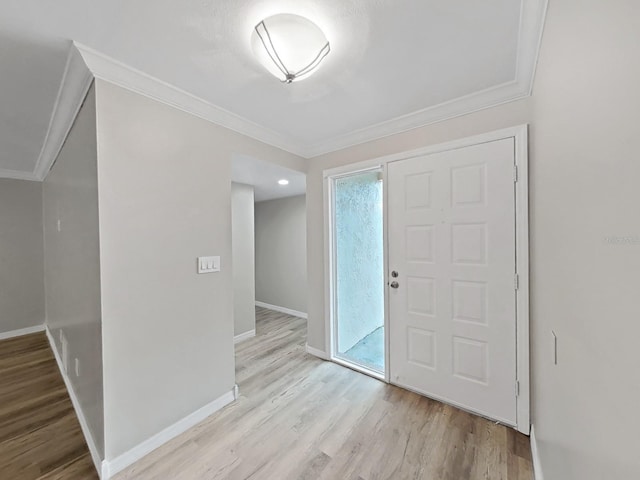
[330,168,385,376]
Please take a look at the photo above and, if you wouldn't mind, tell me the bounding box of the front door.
[387,138,518,425]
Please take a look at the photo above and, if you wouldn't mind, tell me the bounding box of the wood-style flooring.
[116,307,533,480]
[0,332,98,480]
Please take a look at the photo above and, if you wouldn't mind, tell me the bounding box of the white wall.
[94,79,305,461]
[43,84,104,458]
[232,183,256,337]
[528,1,640,478]
[306,2,640,479]
[0,178,44,334]
[255,195,307,314]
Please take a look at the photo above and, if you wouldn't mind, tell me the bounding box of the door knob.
[390,281,399,289]
[391,271,399,278]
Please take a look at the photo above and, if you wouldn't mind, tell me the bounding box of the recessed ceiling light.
[278,179,289,185]
[252,14,330,84]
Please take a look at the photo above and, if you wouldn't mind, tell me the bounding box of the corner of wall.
[530,425,544,480]
[44,326,104,475]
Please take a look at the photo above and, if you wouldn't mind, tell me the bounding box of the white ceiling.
[232,154,306,202]
[0,0,546,180]
[0,31,68,178]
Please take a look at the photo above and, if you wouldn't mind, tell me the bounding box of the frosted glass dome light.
[252,14,330,84]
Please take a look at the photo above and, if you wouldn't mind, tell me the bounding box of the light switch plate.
[198,256,220,274]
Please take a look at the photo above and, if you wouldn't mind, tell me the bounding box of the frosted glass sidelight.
[334,170,384,373]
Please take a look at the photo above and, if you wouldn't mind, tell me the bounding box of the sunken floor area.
[0,332,98,479]
[116,307,533,479]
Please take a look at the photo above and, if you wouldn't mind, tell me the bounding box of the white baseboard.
[234,329,256,344]
[255,301,308,319]
[103,386,238,478]
[45,326,105,478]
[305,343,329,360]
[0,324,45,340]
[530,425,544,480]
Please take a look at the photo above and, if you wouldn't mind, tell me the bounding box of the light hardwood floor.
[116,307,533,480]
[0,332,98,480]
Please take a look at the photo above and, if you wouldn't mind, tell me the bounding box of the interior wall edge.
[45,326,105,476]
[530,425,544,480]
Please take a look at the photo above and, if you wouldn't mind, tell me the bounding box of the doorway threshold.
[331,355,386,382]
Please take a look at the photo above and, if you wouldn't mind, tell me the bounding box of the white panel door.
[388,138,517,425]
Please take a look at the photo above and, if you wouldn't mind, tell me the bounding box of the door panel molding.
[388,138,518,425]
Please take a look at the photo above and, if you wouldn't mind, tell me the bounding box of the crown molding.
[2,43,93,182]
[303,0,549,158]
[518,0,549,96]
[304,80,528,157]
[32,44,94,180]
[73,42,309,158]
[0,168,40,181]
[73,1,547,160]
[0,0,547,181]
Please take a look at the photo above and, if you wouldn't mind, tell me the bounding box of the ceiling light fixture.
[252,14,330,84]
[278,179,290,185]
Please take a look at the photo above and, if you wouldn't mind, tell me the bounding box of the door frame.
[322,125,530,434]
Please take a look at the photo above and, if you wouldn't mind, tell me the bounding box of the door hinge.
[515,381,520,397]
[514,274,520,290]
[514,165,519,183]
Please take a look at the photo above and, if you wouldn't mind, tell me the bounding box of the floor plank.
[0,332,98,480]
[116,307,533,480]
